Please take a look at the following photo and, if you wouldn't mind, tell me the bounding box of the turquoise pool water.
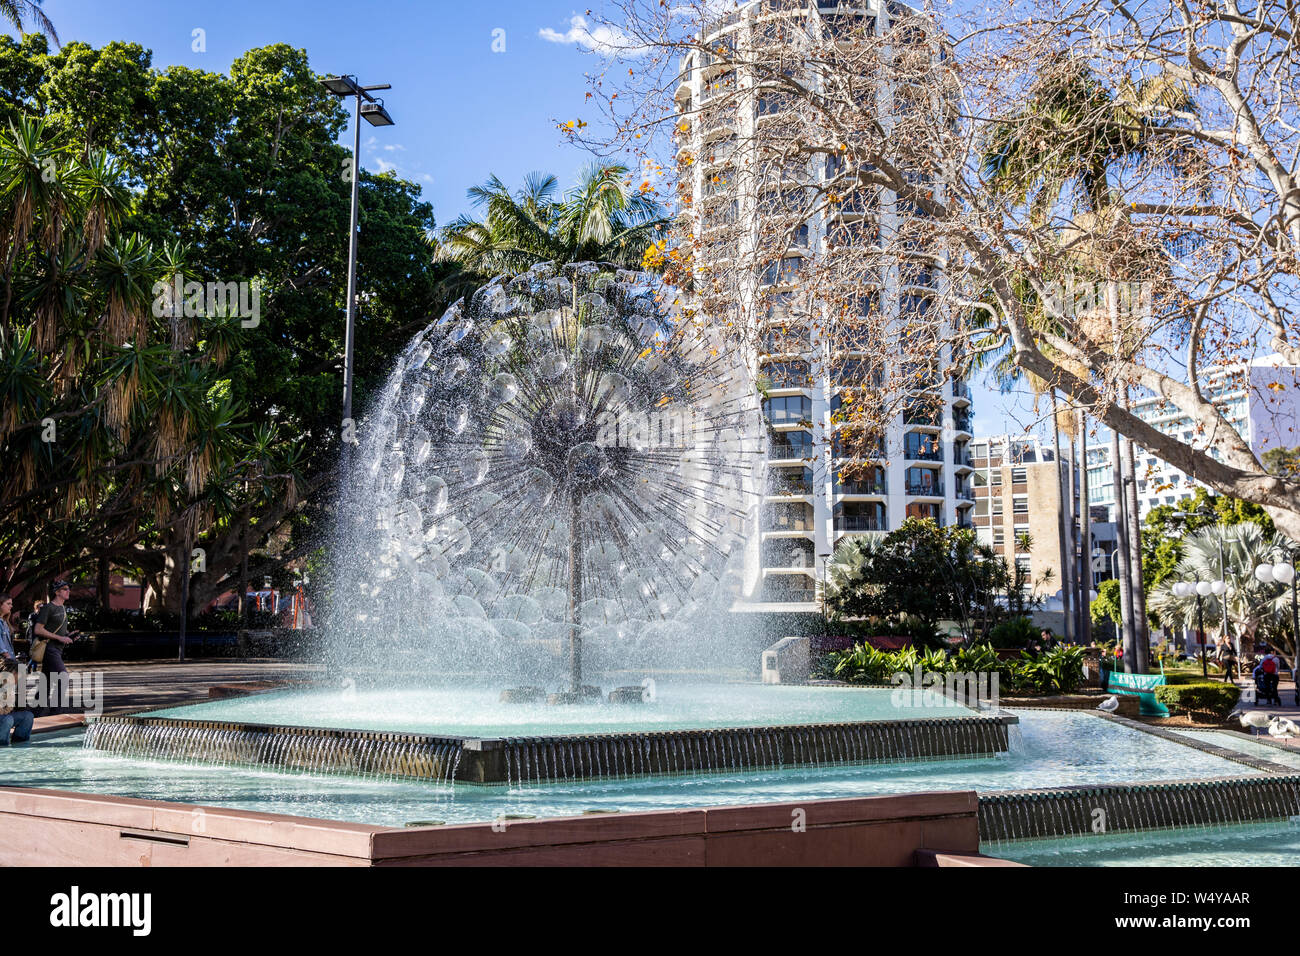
[136,683,978,736]
[0,711,1265,827]
[1168,730,1300,770]
[995,822,1300,866]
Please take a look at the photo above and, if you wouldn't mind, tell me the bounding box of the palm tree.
[441,164,668,276]
[0,0,57,43]
[1149,523,1298,673]
[981,53,1198,218]
[976,54,1199,668]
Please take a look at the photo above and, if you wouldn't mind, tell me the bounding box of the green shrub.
[1153,681,1240,719]
[1007,644,1086,694]
[1164,671,1214,686]
[951,643,1002,673]
[988,615,1038,649]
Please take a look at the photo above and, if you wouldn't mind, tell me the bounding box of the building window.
[764,502,813,532]
[1012,496,1029,514]
[764,395,812,425]
[990,470,1002,486]
[1011,467,1027,483]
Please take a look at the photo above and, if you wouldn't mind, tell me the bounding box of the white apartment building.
[676,0,972,610]
[1082,356,1300,522]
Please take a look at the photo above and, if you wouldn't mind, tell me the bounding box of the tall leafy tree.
[823,518,1009,643]
[1141,487,1276,593]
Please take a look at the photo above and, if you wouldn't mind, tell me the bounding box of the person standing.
[1256,651,1282,706]
[33,580,77,680]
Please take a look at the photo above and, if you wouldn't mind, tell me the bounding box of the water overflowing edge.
[978,774,1300,846]
[82,711,1018,786]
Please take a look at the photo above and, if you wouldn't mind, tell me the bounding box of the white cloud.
[539,15,647,56]
[373,156,396,173]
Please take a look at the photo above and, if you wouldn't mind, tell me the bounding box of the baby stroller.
[1254,657,1283,707]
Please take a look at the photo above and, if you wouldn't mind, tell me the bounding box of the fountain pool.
[129,683,980,735]
[994,821,1300,867]
[21,711,1269,828]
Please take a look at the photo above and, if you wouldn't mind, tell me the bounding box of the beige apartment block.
[971,436,1068,597]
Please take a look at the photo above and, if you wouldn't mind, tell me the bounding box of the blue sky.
[16,0,1042,436]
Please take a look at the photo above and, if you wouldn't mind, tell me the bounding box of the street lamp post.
[1172,579,1210,679]
[1103,546,1122,646]
[319,75,395,470]
[818,551,831,638]
[1173,509,1232,677]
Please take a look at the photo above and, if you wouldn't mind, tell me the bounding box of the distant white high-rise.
[1081,356,1300,522]
[677,0,972,610]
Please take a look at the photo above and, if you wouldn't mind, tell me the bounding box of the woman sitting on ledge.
[0,657,33,745]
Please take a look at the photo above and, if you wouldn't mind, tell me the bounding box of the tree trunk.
[177,539,190,661]
[1112,426,1137,672]
[1051,392,1073,643]
[1078,409,1091,645]
[238,503,250,626]
[97,556,111,611]
[1122,435,1149,671]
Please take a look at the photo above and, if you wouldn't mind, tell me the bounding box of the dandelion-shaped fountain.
[84,262,1018,785]
[334,261,764,695]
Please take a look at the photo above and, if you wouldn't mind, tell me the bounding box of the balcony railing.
[953,414,973,433]
[953,448,972,467]
[765,520,813,533]
[763,587,817,603]
[955,487,975,501]
[835,515,886,532]
[767,476,812,496]
[835,478,886,495]
[905,482,944,497]
[952,380,971,400]
[769,440,812,460]
[761,331,811,355]
[905,443,943,462]
[763,548,814,568]
[763,361,811,389]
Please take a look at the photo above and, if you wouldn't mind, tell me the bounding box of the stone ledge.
[914,849,1026,867]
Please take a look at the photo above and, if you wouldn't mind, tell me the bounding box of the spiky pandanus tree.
[0,115,301,612]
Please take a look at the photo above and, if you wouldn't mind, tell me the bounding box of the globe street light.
[1173,579,1210,679]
